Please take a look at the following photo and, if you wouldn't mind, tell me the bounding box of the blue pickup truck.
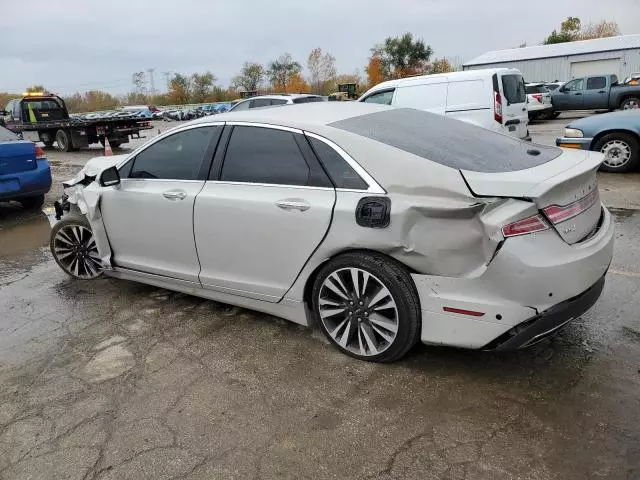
[551,74,640,112]
[0,125,51,209]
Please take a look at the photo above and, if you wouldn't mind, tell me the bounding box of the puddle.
[0,211,52,257]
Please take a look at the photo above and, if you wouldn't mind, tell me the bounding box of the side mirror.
[99,166,121,187]
[559,87,567,93]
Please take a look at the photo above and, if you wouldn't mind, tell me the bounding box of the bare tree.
[231,62,264,92]
[267,53,302,91]
[579,20,620,40]
[307,48,337,94]
[132,72,146,94]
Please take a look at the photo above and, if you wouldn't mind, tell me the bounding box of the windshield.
[0,125,19,141]
[526,85,548,94]
[330,108,561,173]
[502,75,526,104]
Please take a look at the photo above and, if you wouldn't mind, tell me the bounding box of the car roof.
[525,83,545,87]
[238,94,320,101]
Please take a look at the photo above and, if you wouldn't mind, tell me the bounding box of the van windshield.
[502,75,526,104]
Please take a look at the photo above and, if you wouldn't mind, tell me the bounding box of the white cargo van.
[358,68,530,140]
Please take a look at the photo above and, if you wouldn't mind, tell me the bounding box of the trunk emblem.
[563,224,577,234]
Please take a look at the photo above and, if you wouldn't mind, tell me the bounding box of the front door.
[194,125,336,302]
[583,76,609,109]
[553,78,585,110]
[100,125,221,282]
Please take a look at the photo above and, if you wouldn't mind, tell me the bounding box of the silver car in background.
[50,103,613,362]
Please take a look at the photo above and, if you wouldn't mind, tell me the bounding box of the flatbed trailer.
[2,93,153,151]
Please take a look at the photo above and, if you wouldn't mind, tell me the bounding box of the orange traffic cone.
[104,137,113,156]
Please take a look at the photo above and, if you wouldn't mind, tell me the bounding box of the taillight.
[532,94,542,102]
[35,145,45,159]
[502,215,549,237]
[543,189,598,224]
[494,91,503,124]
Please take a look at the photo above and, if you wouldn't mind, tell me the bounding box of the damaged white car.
[50,103,614,362]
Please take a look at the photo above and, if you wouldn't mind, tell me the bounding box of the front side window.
[230,100,250,111]
[220,126,310,186]
[128,126,217,180]
[565,79,584,92]
[586,77,606,90]
[501,75,526,104]
[250,98,272,108]
[308,136,368,190]
[292,96,323,104]
[362,90,395,105]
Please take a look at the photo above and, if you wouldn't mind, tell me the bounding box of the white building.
[463,34,640,82]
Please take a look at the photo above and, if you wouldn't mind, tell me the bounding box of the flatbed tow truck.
[1,92,153,151]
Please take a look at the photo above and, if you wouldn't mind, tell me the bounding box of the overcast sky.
[2,0,639,95]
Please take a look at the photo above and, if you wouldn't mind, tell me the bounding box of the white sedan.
[50,103,613,362]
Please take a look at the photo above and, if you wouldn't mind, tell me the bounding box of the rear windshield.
[502,75,526,104]
[329,108,562,173]
[292,96,323,104]
[0,126,19,141]
[526,85,548,94]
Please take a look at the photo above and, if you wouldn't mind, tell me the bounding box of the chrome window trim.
[304,131,386,194]
[225,121,303,134]
[204,180,333,191]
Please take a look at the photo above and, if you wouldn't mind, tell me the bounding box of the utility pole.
[147,68,156,96]
[161,71,174,92]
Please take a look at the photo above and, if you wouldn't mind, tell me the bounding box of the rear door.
[499,73,528,139]
[194,124,335,302]
[583,76,609,109]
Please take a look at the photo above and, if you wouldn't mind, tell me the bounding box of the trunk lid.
[0,141,37,175]
[462,148,604,244]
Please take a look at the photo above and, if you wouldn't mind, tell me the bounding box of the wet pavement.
[0,115,639,479]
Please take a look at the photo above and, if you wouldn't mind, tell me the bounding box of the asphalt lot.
[1,112,639,479]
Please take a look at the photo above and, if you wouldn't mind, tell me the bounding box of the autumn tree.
[543,16,582,44]
[307,48,337,94]
[267,53,302,91]
[429,58,454,74]
[366,56,385,88]
[26,85,47,93]
[191,72,217,103]
[287,73,312,93]
[168,73,191,104]
[579,20,620,40]
[371,32,433,78]
[231,62,264,92]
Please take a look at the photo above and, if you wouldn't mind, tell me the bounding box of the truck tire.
[55,129,72,152]
[620,97,640,110]
[594,132,639,173]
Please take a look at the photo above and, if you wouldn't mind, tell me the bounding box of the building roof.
[464,34,640,66]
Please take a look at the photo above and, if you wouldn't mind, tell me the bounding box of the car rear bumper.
[0,159,52,200]
[528,104,553,113]
[412,205,614,349]
[556,137,593,151]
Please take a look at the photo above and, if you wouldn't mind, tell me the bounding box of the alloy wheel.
[601,139,632,168]
[623,99,639,110]
[52,224,103,279]
[317,268,399,357]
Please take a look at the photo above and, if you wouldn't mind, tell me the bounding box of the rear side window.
[250,98,271,108]
[292,96,323,104]
[330,108,561,173]
[308,136,368,190]
[362,90,394,105]
[221,126,310,186]
[501,75,526,104]
[271,99,288,106]
[0,125,19,141]
[586,77,606,90]
[526,85,548,94]
[230,100,250,111]
[129,126,217,180]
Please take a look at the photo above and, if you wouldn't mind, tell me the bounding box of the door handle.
[598,91,606,93]
[275,199,310,212]
[574,93,582,95]
[162,190,187,200]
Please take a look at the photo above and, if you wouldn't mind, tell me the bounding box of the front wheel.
[311,252,421,363]
[50,213,103,279]
[620,97,640,110]
[594,132,639,173]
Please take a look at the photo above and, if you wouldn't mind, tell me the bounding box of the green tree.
[168,73,191,104]
[231,62,264,92]
[267,53,302,91]
[371,32,433,79]
[190,72,217,103]
[544,16,581,44]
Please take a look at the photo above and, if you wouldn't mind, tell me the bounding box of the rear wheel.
[50,213,103,279]
[55,129,72,152]
[620,97,640,110]
[311,252,421,363]
[594,133,639,173]
[19,194,45,210]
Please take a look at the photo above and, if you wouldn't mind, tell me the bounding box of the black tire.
[55,129,72,152]
[311,251,421,363]
[620,97,640,110]
[593,132,639,173]
[550,111,561,119]
[19,194,45,210]
[50,212,103,279]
